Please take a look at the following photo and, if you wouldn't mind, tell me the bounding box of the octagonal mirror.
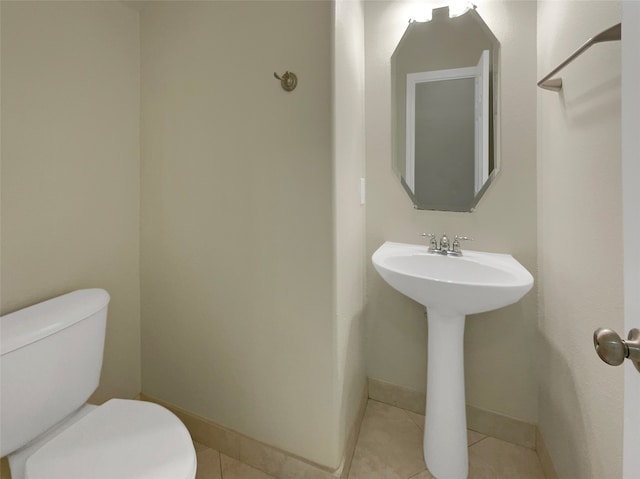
[391,5,500,212]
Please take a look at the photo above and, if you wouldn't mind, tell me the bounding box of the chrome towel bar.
[538,22,621,92]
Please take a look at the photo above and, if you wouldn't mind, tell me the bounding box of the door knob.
[593,328,640,372]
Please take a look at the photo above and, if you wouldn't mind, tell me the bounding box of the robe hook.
[274,71,297,92]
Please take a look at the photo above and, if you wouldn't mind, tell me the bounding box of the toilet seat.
[24,399,196,479]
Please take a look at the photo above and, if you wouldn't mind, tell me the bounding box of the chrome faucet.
[440,233,450,251]
[419,233,472,256]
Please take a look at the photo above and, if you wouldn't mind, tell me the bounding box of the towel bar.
[538,23,621,91]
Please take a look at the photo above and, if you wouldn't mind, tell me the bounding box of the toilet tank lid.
[0,289,110,356]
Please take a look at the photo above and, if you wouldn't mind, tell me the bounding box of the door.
[405,63,479,195]
[404,51,490,210]
[623,2,640,477]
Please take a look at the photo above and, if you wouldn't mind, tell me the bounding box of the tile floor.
[194,441,276,479]
[347,400,546,479]
[194,399,547,479]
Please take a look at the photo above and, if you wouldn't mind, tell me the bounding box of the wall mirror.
[392,5,500,212]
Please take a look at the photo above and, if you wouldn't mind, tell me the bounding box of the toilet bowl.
[0,289,196,479]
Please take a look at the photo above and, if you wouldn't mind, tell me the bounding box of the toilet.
[0,289,197,479]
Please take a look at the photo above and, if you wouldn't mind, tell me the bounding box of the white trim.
[407,65,479,84]
[474,50,490,194]
[623,2,640,477]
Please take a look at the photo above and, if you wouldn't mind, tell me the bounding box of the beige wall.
[364,0,539,423]
[537,2,623,477]
[0,1,141,402]
[333,0,367,461]
[139,1,341,468]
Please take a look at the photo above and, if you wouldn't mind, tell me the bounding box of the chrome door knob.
[593,328,626,365]
[593,328,640,372]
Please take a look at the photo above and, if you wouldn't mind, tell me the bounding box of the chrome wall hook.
[274,71,297,92]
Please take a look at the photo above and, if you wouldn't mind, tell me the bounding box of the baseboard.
[140,391,368,479]
[535,427,559,479]
[368,378,425,414]
[368,378,536,449]
[466,404,536,449]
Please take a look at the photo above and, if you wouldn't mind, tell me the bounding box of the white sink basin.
[372,241,533,314]
[372,241,533,479]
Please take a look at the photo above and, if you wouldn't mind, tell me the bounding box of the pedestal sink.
[372,241,533,479]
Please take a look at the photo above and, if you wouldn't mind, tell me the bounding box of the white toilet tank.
[0,289,110,457]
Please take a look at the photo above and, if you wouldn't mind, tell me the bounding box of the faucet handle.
[419,233,438,251]
[451,235,473,255]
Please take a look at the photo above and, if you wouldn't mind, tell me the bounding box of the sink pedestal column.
[424,309,468,479]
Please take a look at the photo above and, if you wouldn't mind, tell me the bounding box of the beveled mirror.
[392,5,500,212]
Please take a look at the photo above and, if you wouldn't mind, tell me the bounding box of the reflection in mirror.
[392,5,500,212]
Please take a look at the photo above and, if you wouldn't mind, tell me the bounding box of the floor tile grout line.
[468,435,489,448]
[400,407,490,449]
[406,468,430,479]
[401,407,424,433]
